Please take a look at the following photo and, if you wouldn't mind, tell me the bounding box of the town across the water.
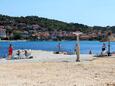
[0,15,115,41]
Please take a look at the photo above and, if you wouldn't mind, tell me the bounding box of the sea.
[0,40,114,57]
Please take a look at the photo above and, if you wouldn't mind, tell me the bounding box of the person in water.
[57,43,61,52]
[101,43,107,56]
[89,50,92,54]
[8,44,13,60]
[102,43,106,52]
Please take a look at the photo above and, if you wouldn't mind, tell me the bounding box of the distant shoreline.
[0,40,28,42]
[0,39,99,42]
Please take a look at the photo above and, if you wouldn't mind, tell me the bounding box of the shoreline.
[0,40,28,42]
[0,40,99,42]
[1,50,95,63]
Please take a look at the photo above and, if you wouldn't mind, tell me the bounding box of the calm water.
[0,41,115,57]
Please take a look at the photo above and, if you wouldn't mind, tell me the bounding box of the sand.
[0,51,115,86]
[2,50,94,63]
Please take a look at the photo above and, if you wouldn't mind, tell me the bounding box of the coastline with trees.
[0,14,114,41]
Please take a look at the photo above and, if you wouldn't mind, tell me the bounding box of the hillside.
[0,14,91,32]
[0,14,114,40]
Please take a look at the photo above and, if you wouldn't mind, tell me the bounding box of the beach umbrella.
[73,31,83,62]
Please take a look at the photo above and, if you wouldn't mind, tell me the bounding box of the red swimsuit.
[8,47,13,55]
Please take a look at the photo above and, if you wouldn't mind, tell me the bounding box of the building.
[0,26,6,38]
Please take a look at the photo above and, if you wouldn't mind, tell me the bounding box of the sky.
[0,0,115,26]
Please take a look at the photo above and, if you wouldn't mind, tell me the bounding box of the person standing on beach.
[8,44,13,60]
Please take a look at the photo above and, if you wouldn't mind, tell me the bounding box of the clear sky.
[0,0,115,26]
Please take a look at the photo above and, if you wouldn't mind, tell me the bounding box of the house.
[21,31,30,39]
[0,26,6,38]
[80,34,91,40]
[0,28,6,38]
[0,26,4,29]
[32,24,41,29]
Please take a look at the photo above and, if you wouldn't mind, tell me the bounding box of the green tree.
[13,32,22,40]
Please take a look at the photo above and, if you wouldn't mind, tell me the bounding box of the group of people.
[14,49,33,59]
[57,43,107,55]
[8,44,33,60]
[89,43,107,55]
[7,43,109,60]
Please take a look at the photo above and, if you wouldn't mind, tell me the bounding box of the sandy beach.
[0,51,115,86]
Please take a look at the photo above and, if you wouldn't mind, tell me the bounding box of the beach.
[1,50,94,63]
[0,51,115,86]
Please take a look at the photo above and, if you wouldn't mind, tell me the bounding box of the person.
[102,43,106,52]
[89,50,92,54]
[24,50,33,59]
[55,43,61,54]
[57,43,61,52]
[13,50,21,59]
[24,50,28,57]
[101,43,107,56]
[17,50,21,56]
[8,44,13,60]
[74,44,77,54]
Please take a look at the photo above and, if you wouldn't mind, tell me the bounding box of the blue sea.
[0,40,114,57]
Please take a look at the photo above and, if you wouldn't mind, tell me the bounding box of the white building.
[0,26,6,38]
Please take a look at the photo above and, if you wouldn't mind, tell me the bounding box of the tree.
[13,32,22,40]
